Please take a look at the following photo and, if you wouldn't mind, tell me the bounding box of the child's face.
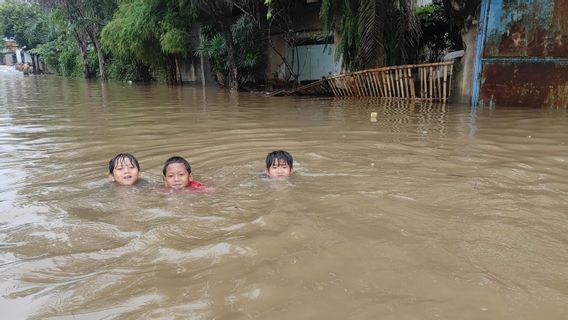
[267,159,293,179]
[110,158,140,186]
[164,163,192,190]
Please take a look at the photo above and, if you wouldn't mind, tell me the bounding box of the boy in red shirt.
[162,156,204,190]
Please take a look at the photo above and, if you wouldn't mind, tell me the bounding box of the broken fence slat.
[277,61,453,101]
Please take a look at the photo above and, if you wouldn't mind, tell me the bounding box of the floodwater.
[1,71,568,320]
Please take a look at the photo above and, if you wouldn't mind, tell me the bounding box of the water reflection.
[1,72,568,319]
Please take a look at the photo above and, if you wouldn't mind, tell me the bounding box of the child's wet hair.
[163,156,192,176]
[265,150,293,169]
[109,153,140,174]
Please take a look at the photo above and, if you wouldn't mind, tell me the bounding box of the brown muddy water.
[1,72,568,319]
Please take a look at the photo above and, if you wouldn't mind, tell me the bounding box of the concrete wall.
[15,49,32,64]
[2,53,16,66]
[267,35,288,80]
[415,0,433,6]
[452,25,478,104]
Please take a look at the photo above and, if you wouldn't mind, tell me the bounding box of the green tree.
[0,1,49,49]
[196,32,226,86]
[319,0,420,70]
[196,15,264,88]
[414,1,462,62]
[38,0,116,79]
[101,0,197,84]
[29,7,82,76]
[192,0,240,91]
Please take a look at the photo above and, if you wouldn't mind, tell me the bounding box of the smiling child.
[108,153,140,186]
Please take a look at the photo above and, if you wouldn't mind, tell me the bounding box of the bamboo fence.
[276,61,454,102]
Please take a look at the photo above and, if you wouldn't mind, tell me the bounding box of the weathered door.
[473,0,568,107]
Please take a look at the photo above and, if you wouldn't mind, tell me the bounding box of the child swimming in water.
[162,156,204,190]
[108,153,140,186]
[265,150,293,179]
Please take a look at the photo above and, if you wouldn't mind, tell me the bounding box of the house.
[266,0,339,86]
[265,0,437,87]
[1,38,18,66]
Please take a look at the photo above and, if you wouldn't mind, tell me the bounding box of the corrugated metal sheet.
[480,62,568,107]
[473,0,568,107]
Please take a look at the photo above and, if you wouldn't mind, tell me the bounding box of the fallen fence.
[273,61,454,102]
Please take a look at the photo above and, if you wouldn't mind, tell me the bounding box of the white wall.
[15,49,31,64]
[416,0,433,6]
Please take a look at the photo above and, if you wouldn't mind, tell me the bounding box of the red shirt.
[158,180,205,193]
[186,181,204,189]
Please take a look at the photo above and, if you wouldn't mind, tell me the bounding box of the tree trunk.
[76,35,92,78]
[442,0,482,104]
[199,26,206,87]
[175,57,183,85]
[220,24,239,91]
[165,55,178,85]
[30,55,37,74]
[453,25,478,104]
[215,70,225,87]
[88,28,106,80]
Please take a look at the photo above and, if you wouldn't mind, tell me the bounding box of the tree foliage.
[101,0,197,84]
[3,0,474,90]
[196,15,264,87]
[441,0,482,35]
[414,1,462,62]
[320,0,420,70]
[0,1,50,49]
[191,0,240,90]
[29,8,75,75]
[36,0,117,78]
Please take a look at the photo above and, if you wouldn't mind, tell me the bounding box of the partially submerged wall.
[473,0,568,107]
